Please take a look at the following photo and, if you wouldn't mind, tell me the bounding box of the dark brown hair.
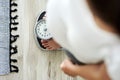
[87,0,120,35]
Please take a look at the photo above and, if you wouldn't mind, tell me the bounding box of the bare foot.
[41,39,61,50]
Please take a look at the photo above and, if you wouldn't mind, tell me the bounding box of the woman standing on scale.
[45,0,120,80]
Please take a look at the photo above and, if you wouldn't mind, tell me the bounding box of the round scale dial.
[35,19,52,40]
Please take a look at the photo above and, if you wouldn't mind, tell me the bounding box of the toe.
[41,40,48,43]
[47,46,54,50]
[43,44,49,47]
[42,43,48,46]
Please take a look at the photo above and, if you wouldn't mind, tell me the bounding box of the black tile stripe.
[9,0,19,73]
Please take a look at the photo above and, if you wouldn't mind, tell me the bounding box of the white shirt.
[47,0,120,80]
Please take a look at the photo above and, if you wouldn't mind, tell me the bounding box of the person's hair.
[87,0,120,35]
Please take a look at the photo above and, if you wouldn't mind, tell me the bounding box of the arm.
[60,59,111,80]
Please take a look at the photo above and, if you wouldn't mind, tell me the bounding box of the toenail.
[41,40,43,42]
